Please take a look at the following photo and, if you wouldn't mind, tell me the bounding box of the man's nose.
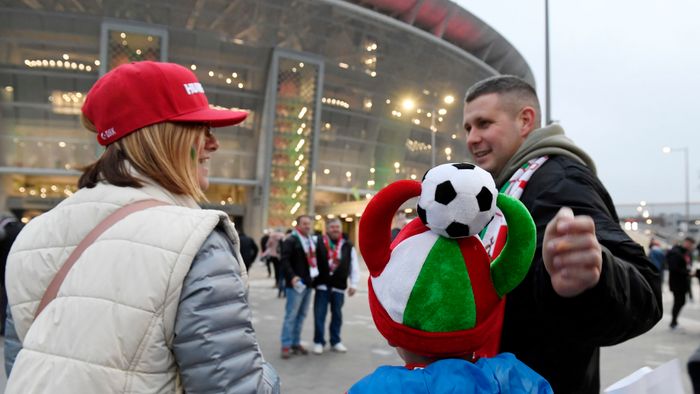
[466,130,479,147]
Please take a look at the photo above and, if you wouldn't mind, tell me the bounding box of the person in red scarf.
[279,215,324,359]
[312,218,360,355]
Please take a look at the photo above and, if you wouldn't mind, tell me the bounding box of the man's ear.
[518,106,537,137]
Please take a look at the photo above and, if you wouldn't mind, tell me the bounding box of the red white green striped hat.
[358,174,535,358]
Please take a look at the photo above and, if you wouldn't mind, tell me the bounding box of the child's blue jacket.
[348,353,553,393]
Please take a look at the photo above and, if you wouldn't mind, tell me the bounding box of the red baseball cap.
[82,61,248,146]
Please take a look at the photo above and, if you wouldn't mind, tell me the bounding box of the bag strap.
[35,199,170,318]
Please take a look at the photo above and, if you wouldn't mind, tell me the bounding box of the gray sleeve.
[4,305,21,377]
[173,228,280,394]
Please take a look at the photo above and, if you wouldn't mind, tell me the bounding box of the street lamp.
[662,146,690,227]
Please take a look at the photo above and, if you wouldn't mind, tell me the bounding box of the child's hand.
[543,207,602,297]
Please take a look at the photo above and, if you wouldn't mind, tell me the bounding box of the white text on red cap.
[183,82,204,95]
[100,128,116,140]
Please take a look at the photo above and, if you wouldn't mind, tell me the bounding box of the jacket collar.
[495,123,597,188]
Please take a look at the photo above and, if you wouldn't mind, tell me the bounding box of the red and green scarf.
[323,235,344,275]
[292,228,319,278]
[481,156,548,258]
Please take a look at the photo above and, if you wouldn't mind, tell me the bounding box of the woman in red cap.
[4,61,279,393]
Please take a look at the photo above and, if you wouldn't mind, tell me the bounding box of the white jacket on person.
[4,177,268,393]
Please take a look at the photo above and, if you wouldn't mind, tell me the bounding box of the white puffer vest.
[5,181,245,393]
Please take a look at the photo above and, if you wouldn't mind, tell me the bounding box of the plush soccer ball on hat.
[416,163,497,238]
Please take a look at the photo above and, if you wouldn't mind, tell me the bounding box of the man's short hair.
[684,236,696,244]
[326,217,342,227]
[465,75,541,127]
[296,214,313,223]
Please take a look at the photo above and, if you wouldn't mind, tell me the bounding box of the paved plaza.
[1,264,698,393]
[248,264,699,393]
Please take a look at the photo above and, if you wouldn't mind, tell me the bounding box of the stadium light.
[401,98,415,111]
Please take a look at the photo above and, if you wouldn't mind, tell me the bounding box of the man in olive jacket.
[462,75,662,393]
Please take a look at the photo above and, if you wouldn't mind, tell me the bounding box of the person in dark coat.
[238,231,259,271]
[260,232,271,277]
[667,237,694,329]
[279,215,327,359]
[1,214,23,336]
[462,75,662,393]
[312,218,360,354]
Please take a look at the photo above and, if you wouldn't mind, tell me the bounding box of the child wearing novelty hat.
[349,163,552,393]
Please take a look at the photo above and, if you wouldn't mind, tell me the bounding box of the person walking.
[260,231,272,277]
[3,61,279,393]
[648,238,666,283]
[264,229,286,297]
[279,215,323,359]
[312,218,360,355]
[667,237,694,329]
[462,75,662,393]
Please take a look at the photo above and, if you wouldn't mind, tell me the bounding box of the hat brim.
[170,107,248,128]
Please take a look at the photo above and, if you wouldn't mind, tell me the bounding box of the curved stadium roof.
[342,0,535,86]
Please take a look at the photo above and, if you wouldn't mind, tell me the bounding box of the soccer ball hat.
[358,163,536,359]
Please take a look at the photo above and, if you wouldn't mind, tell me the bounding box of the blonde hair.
[79,114,208,201]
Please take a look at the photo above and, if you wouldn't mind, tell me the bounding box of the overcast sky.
[455,0,699,209]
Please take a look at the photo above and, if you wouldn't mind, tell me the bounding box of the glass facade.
[0,0,531,235]
[264,53,323,228]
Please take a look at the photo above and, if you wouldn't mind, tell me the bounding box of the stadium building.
[0,0,533,238]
